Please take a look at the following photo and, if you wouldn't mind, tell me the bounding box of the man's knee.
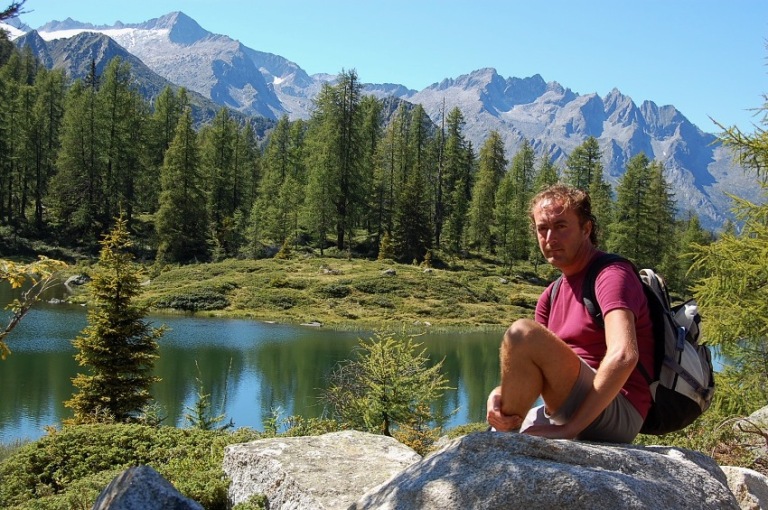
[501,318,539,353]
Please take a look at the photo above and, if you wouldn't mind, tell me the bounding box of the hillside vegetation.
[139,254,549,331]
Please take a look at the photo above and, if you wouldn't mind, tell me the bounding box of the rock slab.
[351,432,741,510]
[223,430,421,509]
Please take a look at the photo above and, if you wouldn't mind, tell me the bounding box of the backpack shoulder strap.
[583,254,654,384]
[582,253,634,327]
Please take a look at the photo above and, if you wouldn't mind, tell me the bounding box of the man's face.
[533,198,591,270]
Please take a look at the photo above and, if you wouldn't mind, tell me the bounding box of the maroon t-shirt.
[536,253,654,419]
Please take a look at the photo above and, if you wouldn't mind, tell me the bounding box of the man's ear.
[583,220,593,239]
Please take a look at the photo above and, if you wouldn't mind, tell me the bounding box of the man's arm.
[524,308,639,439]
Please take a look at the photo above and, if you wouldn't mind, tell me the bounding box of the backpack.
[550,253,715,435]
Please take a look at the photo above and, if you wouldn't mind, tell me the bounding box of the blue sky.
[14,0,768,134]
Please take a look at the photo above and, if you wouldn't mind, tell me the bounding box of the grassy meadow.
[139,252,552,331]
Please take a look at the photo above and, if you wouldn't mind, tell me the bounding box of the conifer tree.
[564,136,602,190]
[468,131,507,252]
[607,153,650,262]
[143,86,185,212]
[155,107,209,263]
[371,103,407,248]
[67,217,163,423]
[28,67,65,230]
[390,104,434,261]
[532,154,560,192]
[674,212,712,292]
[494,170,516,267]
[503,139,536,260]
[303,70,365,252]
[647,160,677,274]
[200,108,238,259]
[587,162,614,248]
[324,331,450,437]
[690,106,768,411]
[442,107,473,254]
[97,58,146,228]
[0,50,26,226]
[254,115,293,245]
[607,154,675,268]
[49,67,104,243]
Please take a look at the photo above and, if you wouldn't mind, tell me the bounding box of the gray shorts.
[520,357,643,443]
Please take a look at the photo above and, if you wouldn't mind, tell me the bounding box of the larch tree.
[304,70,365,252]
[372,102,408,247]
[647,160,677,275]
[494,168,516,267]
[254,115,294,245]
[564,136,602,190]
[674,212,713,293]
[97,57,146,229]
[532,153,560,193]
[143,86,185,213]
[468,130,507,252]
[155,107,209,264]
[323,331,451,437]
[690,106,768,413]
[66,217,163,423]
[392,104,434,263]
[48,63,104,244]
[505,138,536,260]
[441,107,473,254]
[607,153,652,263]
[28,67,65,230]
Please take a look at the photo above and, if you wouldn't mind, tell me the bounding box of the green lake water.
[1,282,504,443]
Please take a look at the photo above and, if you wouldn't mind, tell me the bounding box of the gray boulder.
[223,430,421,509]
[722,466,768,510]
[351,432,740,510]
[92,465,203,510]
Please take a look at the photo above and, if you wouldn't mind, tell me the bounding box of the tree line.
[0,37,713,289]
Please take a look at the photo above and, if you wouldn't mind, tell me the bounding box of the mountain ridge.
[4,11,757,230]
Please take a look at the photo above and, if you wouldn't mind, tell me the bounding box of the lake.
[0,282,504,444]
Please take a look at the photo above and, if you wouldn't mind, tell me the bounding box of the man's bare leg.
[498,318,583,421]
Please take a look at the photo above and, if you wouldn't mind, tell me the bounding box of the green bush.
[153,290,230,311]
[316,283,351,298]
[353,277,403,295]
[0,424,261,510]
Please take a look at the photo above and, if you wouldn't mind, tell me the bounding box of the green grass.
[141,254,546,331]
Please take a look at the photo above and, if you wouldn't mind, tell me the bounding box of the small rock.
[92,465,203,510]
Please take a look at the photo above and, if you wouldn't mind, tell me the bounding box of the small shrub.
[0,424,262,510]
[316,283,351,298]
[233,494,268,510]
[508,295,536,309]
[153,290,229,311]
[268,276,290,288]
[353,277,402,295]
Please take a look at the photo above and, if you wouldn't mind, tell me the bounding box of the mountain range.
[3,11,758,230]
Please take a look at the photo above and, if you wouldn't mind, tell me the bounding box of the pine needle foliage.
[66,217,164,423]
[323,331,452,436]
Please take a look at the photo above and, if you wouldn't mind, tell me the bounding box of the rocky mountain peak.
[13,10,753,229]
[38,17,105,32]
[139,11,209,45]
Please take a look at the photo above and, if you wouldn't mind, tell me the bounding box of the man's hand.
[486,387,523,432]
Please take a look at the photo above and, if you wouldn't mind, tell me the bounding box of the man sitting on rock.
[486,184,653,443]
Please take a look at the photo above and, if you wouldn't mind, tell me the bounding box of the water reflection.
[1,284,503,443]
